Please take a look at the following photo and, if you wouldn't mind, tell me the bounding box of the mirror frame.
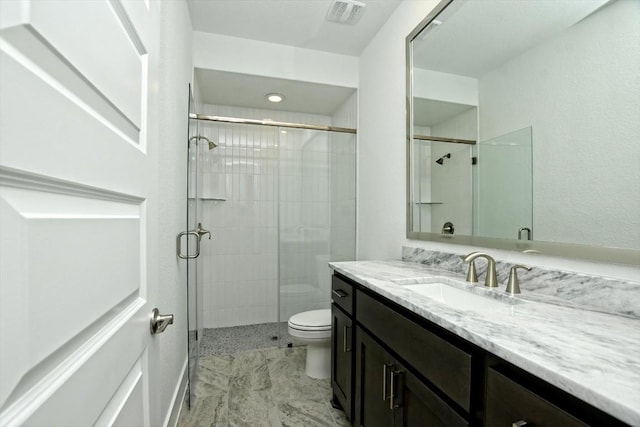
[405,0,640,266]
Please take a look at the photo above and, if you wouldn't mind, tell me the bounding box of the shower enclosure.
[183,104,356,407]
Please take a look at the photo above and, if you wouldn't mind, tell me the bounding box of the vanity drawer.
[357,290,473,412]
[332,275,354,315]
[485,368,587,427]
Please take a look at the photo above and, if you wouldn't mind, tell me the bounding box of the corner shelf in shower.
[415,201,443,204]
[188,197,227,202]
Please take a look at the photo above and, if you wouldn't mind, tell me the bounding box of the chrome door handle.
[150,308,174,334]
[176,230,200,259]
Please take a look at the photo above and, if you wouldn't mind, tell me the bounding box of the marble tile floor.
[178,346,350,427]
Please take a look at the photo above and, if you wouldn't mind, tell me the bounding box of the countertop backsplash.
[402,246,640,319]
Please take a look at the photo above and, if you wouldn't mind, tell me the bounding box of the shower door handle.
[176,230,200,259]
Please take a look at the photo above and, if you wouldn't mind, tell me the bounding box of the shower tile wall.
[197,104,336,329]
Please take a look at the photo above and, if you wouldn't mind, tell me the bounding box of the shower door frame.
[185,86,202,409]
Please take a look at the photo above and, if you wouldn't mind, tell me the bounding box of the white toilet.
[287,308,332,379]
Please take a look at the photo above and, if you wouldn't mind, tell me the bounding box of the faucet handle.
[461,253,479,283]
[505,265,532,295]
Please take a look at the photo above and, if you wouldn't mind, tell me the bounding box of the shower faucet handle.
[196,222,211,240]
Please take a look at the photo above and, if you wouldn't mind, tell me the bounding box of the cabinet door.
[485,368,588,427]
[392,361,468,427]
[332,304,353,420]
[355,328,396,427]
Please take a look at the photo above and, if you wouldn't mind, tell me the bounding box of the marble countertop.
[329,260,640,426]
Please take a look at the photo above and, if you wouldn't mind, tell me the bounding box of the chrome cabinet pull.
[512,421,528,427]
[150,308,174,334]
[343,325,351,352]
[389,370,400,410]
[332,289,348,298]
[382,364,391,401]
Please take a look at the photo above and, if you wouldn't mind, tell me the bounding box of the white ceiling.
[413,0,608,77]
[187,0,402,56]
[195,68,356,115]
[188,0,401,115]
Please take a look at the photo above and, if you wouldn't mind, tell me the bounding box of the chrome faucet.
[462,252,498,288]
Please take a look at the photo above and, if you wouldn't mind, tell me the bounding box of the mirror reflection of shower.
[435,152,451,165]
[189,135,218,150]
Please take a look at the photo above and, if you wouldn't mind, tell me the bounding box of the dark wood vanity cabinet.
[330,273,629,427]
[332,304,353,420]
[353,327,395,427]
[331,275,355,421]
[355,327,468,427]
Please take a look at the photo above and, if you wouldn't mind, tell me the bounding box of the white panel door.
[0,0,163,426]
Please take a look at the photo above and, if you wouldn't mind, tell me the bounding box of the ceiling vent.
[326,0,366,25]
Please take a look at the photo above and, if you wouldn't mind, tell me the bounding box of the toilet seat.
[288,309,331,331]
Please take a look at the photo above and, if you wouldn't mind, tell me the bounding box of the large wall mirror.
[406,0,640,264]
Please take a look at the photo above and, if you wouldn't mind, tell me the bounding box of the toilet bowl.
[288,308,332,379]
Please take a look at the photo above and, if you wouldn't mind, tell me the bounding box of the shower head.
[189,135,217,150]
[435,153,451,165]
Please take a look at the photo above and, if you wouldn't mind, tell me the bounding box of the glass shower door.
[278,128,356,346]
[476,127,533,240]
[186,86,200,408]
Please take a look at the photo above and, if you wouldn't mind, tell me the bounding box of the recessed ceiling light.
[266,93,285,103]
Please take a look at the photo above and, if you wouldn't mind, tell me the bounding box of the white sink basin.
[404,282,512,311]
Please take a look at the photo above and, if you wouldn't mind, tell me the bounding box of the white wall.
[356,0,639,282]
[193,31,358,88]
[156,1,193,424]
[358,0,442,260]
